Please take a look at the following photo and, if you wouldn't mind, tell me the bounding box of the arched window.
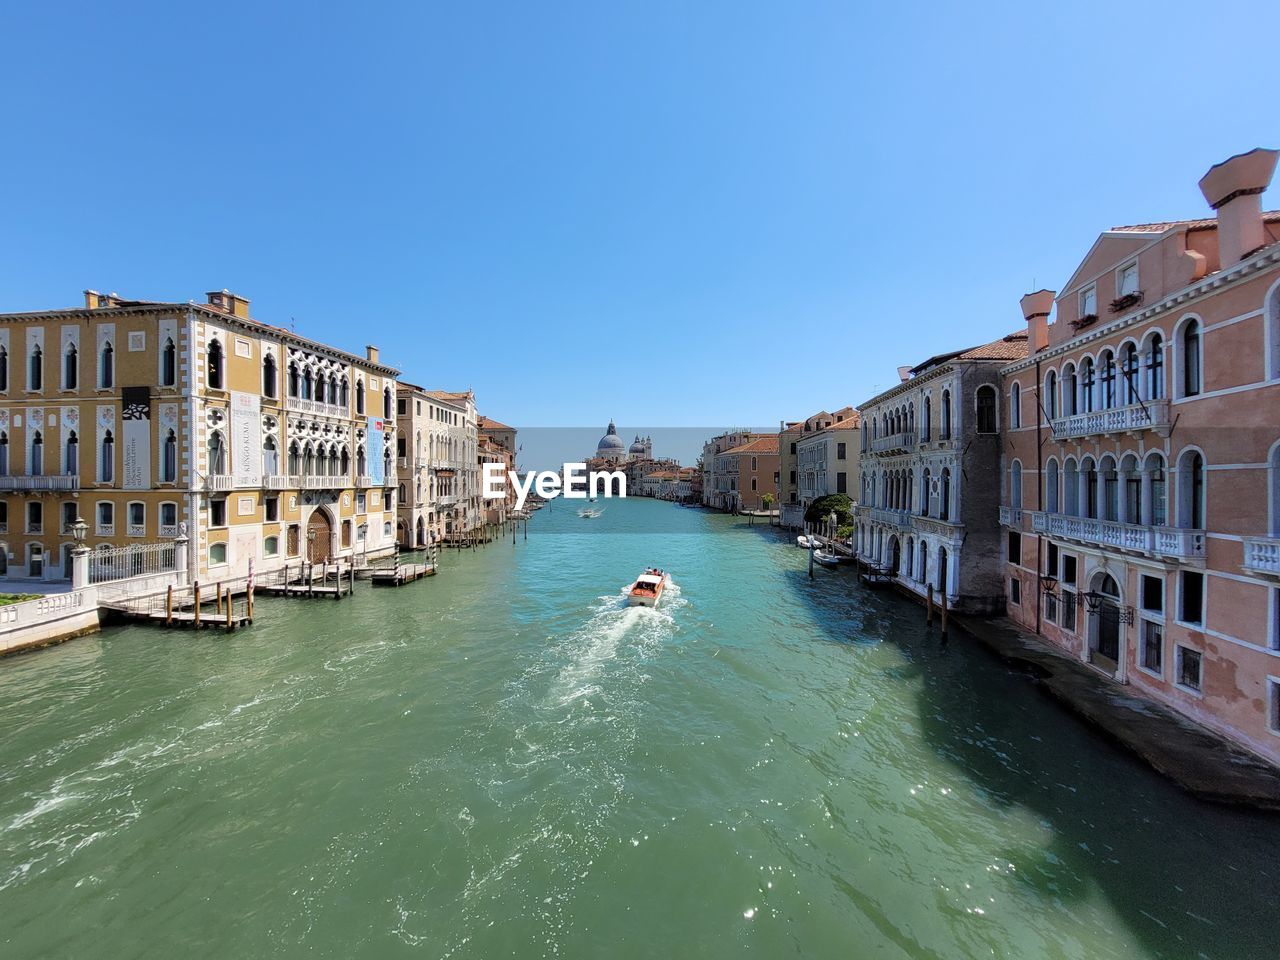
[209,543,227,565]
[63,343,77,390]
[1101,455,1119,521]
[1269,283,1280,380]
[263,436,279,475]
[264,536,279,557]
[161,337,177,387]
[1045,370,1058,421]
[100,341,114,389]
[328,445,340,477]
[1100,350,1116,408]
[1010,383,1022,429]
[301,367,313,400]
[1146,334,1164,400]
[940,468,952,521]
[288,361,300,397]
[302,443,315,476]
[100,430,114,482]
[1045,459,1060,514]
[329,374,339,406]
[288,440,301,475]
[1080,357,1095,413]
[1147,452,1168,527]
[356,445,367,476]
[1082,456,1098,519]
[937,546,949,593]
[340,446,350,475]
[163,429,177,482]
[262,354,277,398]
[975,386,997,433]
[384,387,393,419]
[0,431,8,474]
[1180,319,1202,397]
[29,343,42,391]
[922,395,932,441]
[65,430,78,475]
[208,431,227,475]
[356,379,366,415]
[207,339,224,390]
[30,430,42,476]
[0,345,8,391]
[1063,458,1079,517]
[1179,451,1205,529]
[340,377,350,409]
[1010,460,1022,508]
[941,390,952,439]
[1063,363,1077,416]
[1121,343,1140,404]
[921,468,931,517]
[919,540,929,583]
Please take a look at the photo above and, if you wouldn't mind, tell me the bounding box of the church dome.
[629,436,646,454]
[597,421,625,453]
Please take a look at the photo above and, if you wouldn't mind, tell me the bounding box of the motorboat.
[626,568,670,607]
[812,550,842,567]
[796,535,820,549]
[578,507,604,518]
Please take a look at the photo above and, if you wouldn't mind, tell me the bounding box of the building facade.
[0,289,399,584]
[701,429,768,510]
[795,406,861,509]
[856,331,1028,613]
[1000,147,1280,763]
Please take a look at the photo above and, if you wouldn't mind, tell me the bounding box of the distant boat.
[796,535,820,549]
[626,568,670,608]
[812,550,841,567]
[578,507,604,518]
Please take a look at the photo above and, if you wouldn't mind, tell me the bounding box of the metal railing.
[89,542,178,584]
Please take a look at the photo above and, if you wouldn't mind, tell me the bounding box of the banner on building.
[121,386,151,489]
[368,417,386,485]
[232,391,262,487]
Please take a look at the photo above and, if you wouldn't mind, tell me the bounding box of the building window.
[0,345,7,392]
[100,431,114,482]
[356,379,365,415]
[1010,383,1021,428]
[836,472,846,494]
[750,456,757,471]
[263,354,277,398]
[1178,451,1205,529]
[1118,261,1139,296]
[264,536,279,557]
[1079,284,1097,319]
[29,343,42,391]
[1180,319,1201,397]
[1270,679,1280,734]
[161,337,177,386]
[207,339,225,390]
[97,501,114,534]
[265,496,279,522]
[975,386,997,433]
[1100,350,1117,408]
[397,398,407,416]
[208,432,227,475]
[210,498,227,527]
[160,502,177,532]
[209,542,227,566]
[1007,531,1021,566]
[1009,577,1021,605]
[1045,371,1057,420]
[26,501,42,534]
[837,442,846,460]
[161,430,177,482]
[128,501,145,535]
[63,343,77,390]
[1140,575,1163,614]
[940,469,951,521]
[99,341,114,389]
[1179,570,1204,625]
[1010,461,1022,509]
[1175,646,1202,692]
[1080,357,1095,413]
[941,391,951,439]
[29,431,42,476]
[1140,621,1164,676]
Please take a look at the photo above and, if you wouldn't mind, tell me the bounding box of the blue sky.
[2,1,1276,442]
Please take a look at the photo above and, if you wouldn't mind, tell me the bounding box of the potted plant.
[1109,291,1143,313]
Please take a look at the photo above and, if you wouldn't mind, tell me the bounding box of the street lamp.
[71,517,88,545]
[1039,575,1059,597]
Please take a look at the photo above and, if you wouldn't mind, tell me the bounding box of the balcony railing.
[97,524,115,536]
[285,397,349,418]
[999,505,1023,527]
[159,523,179,538]
[357,475,374,488]
[870,431,917,456]
[0,474,80,491]
[263,475,290,489]
[1050,399,1172,441]
[128,523,146,537]
[868,506,912,528]
[911,515,962,538]
[205,474,234,492]
[1243,537,1280,576]
[1030,511,1204,559]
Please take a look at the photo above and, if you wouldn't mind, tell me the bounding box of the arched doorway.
[416,516,426,546]
[937,547,948,596]
[889,536,901,575]
[1089,572,1123,676]
[397,520,409,548]
[306,509,332,563]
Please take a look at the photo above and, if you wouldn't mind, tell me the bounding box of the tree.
[761,492,775,510]
[804,493,852,526]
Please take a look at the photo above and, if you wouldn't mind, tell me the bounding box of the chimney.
[366,345,380,364]
[897,366,912,382]
[206,289,251,319]
[1198,147,1278,266]
[84,289,101,309]
[1020,289,1055,353]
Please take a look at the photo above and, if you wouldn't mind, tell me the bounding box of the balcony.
[205,474,234,492]
[97,524,115,536]
[911,515,963,539]
[302,476,337,490]
[0,474,80,492]
[1030,511,1205,560]
[263,475,290,490]
[128,523,145,537]
[1243,537,1280,577]
[868,506,913,529]
[870,431,917,456]
[999,505,1023,527]
[1051,399,1172,441]
[159,524,179,538]
[285,397,349,418]
[357,475,374,488]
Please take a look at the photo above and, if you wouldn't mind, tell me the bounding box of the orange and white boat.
[626,568,670,608]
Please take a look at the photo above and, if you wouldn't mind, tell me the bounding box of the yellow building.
[0,289,400,584]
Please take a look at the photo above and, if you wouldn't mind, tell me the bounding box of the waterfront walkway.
[951,613,1280,811]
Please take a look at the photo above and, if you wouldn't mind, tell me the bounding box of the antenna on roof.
[290,316,297,333]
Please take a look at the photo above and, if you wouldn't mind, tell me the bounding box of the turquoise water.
[1,496,1278,958]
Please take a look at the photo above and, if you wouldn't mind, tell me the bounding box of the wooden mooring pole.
[166,585,174,626]
[926,584,934,626]
[940,591,949,633]
[193,582,201,629]
[216,582,223,615]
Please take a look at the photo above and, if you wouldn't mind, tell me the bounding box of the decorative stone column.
[174,525,190,587]
[71,546,90,590]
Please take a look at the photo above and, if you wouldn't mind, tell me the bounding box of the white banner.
[232,391,262,487]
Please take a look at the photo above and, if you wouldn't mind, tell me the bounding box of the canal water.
[2,497,1278,959]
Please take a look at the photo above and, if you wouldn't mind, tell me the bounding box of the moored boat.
[812,550,841,567]
[796,535,820,548]
[626,568,670,607]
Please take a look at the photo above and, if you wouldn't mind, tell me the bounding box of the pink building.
[1000,147,1280,763]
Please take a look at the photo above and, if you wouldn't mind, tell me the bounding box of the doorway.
[307,509,332,563]
[1089,572,1123,676]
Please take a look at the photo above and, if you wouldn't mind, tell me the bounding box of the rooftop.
[1108,210,1280,234]
[721,436,780,456]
